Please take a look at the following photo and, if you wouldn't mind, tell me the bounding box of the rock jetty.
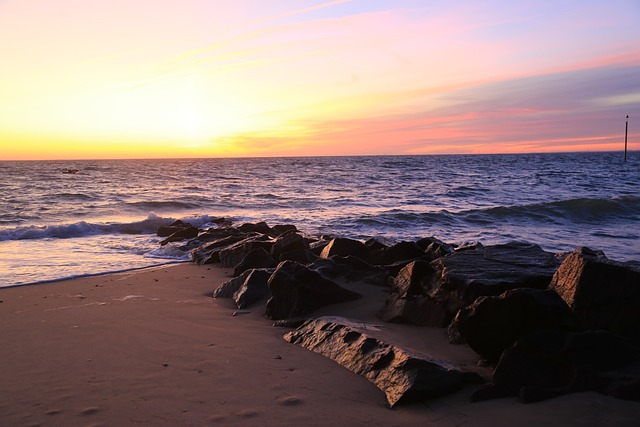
[157,218,640,407]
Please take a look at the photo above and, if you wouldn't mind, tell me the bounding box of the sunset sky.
[1,0,639,160]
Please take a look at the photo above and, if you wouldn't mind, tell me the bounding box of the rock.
[233,247,277,277]
[380,261,448,327]
[270,233,309,261]
[269,224,298,237]
[213,268,274,309]
[549,247,640,343]
[218,234,273,269]
[471,330,640,403]
[367,242,425,268]
[308,256,389,287]
[277,248,317,265]
[320,238,369,259]
[389,260,434,297]
[424,242,561,316]
[416,237,455,259]
[213,272,247,299]
[178,226,243,251]
[237,221,271,234]
[191,234,251,264]
[265,261,361,320]
[451,288,580,363]
[381,295,448,327]
[364,238,388,252]
[159,225,199,245]
[233,269,274,309]
[157,220,192,237]
[309,239,331,256]
[283,317,483,407]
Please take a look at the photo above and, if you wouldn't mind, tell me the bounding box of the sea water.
[1,152,638,287]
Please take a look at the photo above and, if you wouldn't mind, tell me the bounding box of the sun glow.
[1,0,639,160]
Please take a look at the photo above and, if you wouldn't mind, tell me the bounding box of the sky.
[1,0,639,160]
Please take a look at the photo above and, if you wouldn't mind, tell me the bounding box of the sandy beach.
[1,263,639,426]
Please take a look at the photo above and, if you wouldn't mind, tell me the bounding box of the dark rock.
[233,269,273,309]
[269,224,298,237]
[191,234,251,264]
[309,239,330,256]
[213,268,274,309]
[283,317,483,407]
[157,220,192,237]
[277,248,317,265]
[451,288,580,363]
[416,237,455,259]
[179,226,244,252]
[381,260,448,327]
[265,261,361,320]
[424,242,561,316]
[364,238,388,252]
[237,221,271,234]
[471,330,640,403]
[369,241,425,266]
[218,234,273,269]
[233,247,277,277]
[381,295,449,327]
[549,247,640,343]
[389,260,434,297]
[159,225,199,245]
[320,238,369,259]
[271,233,310,261]
[308,256,389,287]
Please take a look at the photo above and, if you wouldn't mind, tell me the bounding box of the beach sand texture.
[1,264,639,426]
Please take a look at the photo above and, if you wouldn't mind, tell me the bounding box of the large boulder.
[320,238,369,259]
[190,234,250,264]
[157,219,193,237]
[213,268,274,309]
[219,234,274,268]
[549,247,640,343]
[380,260,448,327]
[471,330,640,403]
[416,237,455,259]
[237,221,271,234]
[233,247,277,277]
[159,224,199,246]
[451,288,580,363]
[270,232,309,261]
[424,242,561,316]
[284,317,482,407]
[265,261,361,320]
[308,256,389,287]
[366,241,426,266]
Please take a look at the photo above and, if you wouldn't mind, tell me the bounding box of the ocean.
[1,152,638,287]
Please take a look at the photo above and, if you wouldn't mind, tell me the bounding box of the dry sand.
[1,263,639,426]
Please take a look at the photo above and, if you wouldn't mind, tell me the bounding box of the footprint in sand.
[79,406,100,416]
[233,409,259,418]
[275,396,304,407]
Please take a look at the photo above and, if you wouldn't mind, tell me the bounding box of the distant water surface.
[1,152,638,287]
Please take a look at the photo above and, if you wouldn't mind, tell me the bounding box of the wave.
[460,196,640,224]
[125,200,203,210]
[0,213,216,242]
[353,196,640,231]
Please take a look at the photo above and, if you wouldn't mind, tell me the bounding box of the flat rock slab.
[283,316,482,407]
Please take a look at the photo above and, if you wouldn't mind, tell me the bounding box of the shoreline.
[1,259,190,290]
[2,263,639,426]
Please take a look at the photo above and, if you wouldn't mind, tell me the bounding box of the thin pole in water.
[624,115,629,162]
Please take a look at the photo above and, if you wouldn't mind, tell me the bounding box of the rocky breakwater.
[157,219,640,406]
